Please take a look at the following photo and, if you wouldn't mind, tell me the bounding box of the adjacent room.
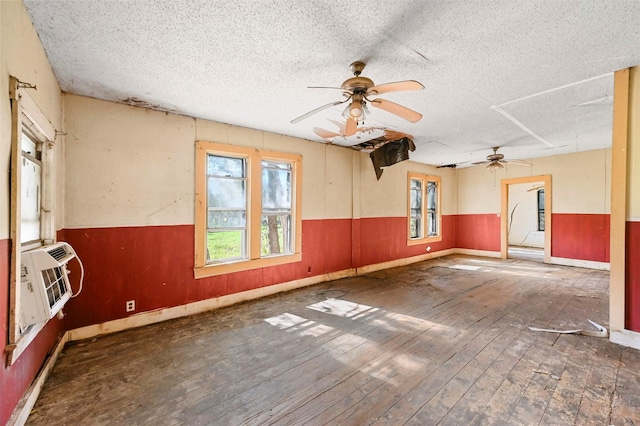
[2,1,640,424]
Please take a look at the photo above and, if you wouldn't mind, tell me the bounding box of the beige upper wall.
[357,154,456,218]
[457,148,611,215]
[64,94,196,228]
[64,95,356,228]
[0,0,63,238]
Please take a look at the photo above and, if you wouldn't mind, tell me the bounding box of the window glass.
[261,160,292,256]
[262,161,291,210]
[427,181,438,237]
[537,189,545,231]
[207,177,246,209]
[21,132,42,244]
[206,154,247,263]
[207,230,245,262]
[207,155,244,177]
[410,179,422,239]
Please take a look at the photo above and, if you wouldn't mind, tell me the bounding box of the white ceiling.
[23,0,640,167]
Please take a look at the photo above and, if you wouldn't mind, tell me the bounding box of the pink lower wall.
[0,212,626,421]
[60,216,456,330]
[454,214,501,252]
[627,221,640,332]
[552,213,610,262]
[0,239,65,425]
[355,215,456,267]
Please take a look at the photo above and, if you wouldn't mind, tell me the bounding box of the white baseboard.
[69,249,456,342]
[68,268,356,341]
[8,331,69,426]
[610,329,640,350]
[355,249,454,275]
[454,248,501,258]
[550,256,610,271]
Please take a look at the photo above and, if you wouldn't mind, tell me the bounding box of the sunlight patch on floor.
[448,264,482,271]
[263,312,334,337]
[306,299,379,319]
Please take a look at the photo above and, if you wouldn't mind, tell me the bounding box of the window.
[21,132,43,247]
[8,76,57,364]
[195,141,302,278]
[537,189,545,231]
[407,172,442,245]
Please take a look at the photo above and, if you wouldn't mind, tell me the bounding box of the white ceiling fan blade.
[291,99,349,124]
[505,159,533,166]
[313,127,342,139]
[308,86,353,95]
[344,118,357,136]
[368,80,424,95]
[370,98,423,123]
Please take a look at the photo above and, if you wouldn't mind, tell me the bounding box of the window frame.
[407,172,442,245]
[194,141,302,278]
[8,77,57,365]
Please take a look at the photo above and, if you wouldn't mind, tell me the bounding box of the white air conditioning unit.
[20,242,76,327]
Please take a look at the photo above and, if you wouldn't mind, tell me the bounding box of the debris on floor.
[528,319,608,337]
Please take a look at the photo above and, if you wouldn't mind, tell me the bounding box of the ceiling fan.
[473,147,532,171]
[291,61,424,136]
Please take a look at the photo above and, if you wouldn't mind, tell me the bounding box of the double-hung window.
[407,172,442,244]
[195,141,302,277]
[8,77,57,364]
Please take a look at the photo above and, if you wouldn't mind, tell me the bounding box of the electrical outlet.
[126,300,135,312]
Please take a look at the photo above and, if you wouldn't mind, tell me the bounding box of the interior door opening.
[501,175,551,263]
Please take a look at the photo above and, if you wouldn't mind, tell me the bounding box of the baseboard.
[68,268,356,341]
[610,329,640,350]
[69,250,458,342]
[550,256,610,271]
[355,249,454,275]
[8,331,69,426]
[454,248,501,258]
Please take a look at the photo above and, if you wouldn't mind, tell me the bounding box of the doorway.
[500,175,551,263]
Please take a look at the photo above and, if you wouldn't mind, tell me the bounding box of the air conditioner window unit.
[20,242,77,328]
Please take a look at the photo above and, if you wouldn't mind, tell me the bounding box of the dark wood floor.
[27,255,640,425]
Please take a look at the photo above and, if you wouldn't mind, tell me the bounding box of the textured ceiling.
[23,0,640,167]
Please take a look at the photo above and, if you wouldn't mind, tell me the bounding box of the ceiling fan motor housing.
[341,76,374,93]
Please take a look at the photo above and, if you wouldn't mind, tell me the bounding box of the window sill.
[194,252,302,279]
[407,235,442,246]
[5,321,47,365]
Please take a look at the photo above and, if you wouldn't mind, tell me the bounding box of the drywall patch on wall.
[551,213,610,262]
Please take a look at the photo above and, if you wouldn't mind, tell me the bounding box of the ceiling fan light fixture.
[350,100,363,118]
[486,161,504,172]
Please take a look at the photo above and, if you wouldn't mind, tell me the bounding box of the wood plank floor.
[27,255,640,425]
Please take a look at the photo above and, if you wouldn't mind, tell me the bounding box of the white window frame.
[7,77,57,365]
[194,141,302,278]
[407,172,442,245]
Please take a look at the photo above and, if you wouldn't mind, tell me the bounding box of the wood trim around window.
[194,141,302,278]
[7,77,57,365]
[407,172,443,246]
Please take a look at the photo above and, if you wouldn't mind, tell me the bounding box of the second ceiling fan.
[291,61,424,136]
[473,147,532,171]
